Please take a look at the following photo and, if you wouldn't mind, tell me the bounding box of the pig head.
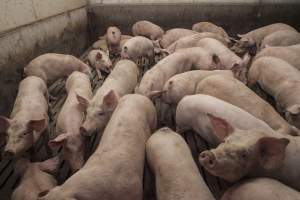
[78,90,119,136]
[0,117,47,158]
[199,114,289,182]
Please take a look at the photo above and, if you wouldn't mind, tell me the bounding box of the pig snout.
[199,151,216,169]
[2,149,15,159]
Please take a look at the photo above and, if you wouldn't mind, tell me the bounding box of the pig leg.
[96,69,103,80]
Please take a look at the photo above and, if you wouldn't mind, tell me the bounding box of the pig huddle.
[1,20,300,200]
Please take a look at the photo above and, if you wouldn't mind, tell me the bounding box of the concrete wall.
[0,1,88,115]
[88,0,300,40]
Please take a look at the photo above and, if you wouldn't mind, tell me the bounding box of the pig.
[79,59,139,136]
[121,36,155,64]
[87,49,112,79]
[166,32,229,54]
[48,72,92,172]
[0,76,48,158]
[159,28,198,48]
[196,74,300,136]
[147,127,215,200]
[198,116,300,190]
[135,47,222,98]
[176,94,274,145]
[260,30,300,49]
[233,23,297,55]
[24,53,91,84]
[254,44,300,70]
[106,26,122,55]
[221,178,300,200]
[192,22,230,43]
[162,70,234,105]
[11,157,59,200]
[132,20,164,40]
[37,94,157,200]
[248,56,300,129]
[196,38,250,70]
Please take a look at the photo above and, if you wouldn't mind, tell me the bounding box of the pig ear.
[257,137,289,170]
[286,105,300,115]
[96,52,102,60]
[48,133,69,149]
[207,113,234,141]
[76,93,89,110]
[231,63,247,84]
[0,116,10,133]
[147,90,165,99]
[103,90,119,110]
[237,34,245,38]
[39,156,60,173]
[27,119,46,133]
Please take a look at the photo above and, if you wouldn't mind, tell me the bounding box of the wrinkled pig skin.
[248,56,300,130]
[260,30,300,49]
[132,20,164,40]
[233,23,297,54]
[121,36,155,63]
[49,72,92,172]
[166,32,229,54]
[221,178,300,200]
[192,22,230,43]
[196,74,299,136]
[198,118,300,190]
[176,94,274,145]
[146,127,215,200]
[159,28,198,48]
[255,44,300,70]
[24,53,91,84]
[0,76,49,158]
[79,59,139,136]
[87,49,112,79]
[136,47,222,98]
[12,157,59,200]
[106,26,122,55]
[38,94,157,200]
[162,70,234,105]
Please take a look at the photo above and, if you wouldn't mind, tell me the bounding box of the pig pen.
[0,0,300,199]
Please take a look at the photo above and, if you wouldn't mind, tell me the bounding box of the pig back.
[147,128,215,200]
[93,59,139,101]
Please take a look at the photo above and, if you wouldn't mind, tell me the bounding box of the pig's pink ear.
[207,113,234,141]
[27,119,46,133]
[39,156,60,173]
[286,105,300,115]
[103,90,118,110]
[257,137,289,170]
[76,93,89,110]
[48,133,69,149]
[96,52,102,60]
[0,116,10,133]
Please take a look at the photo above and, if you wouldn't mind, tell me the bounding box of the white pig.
[24,53,91,84]
[192,22,230,43]
[78,59,139,136]
[12,157,59,200]
[132,20,164,40]
[146,127,215,200]
[136,47,222,98]
[0,76,48,158]
[176,94,274,145]
[248,56,300,129]
[221,178,300,200]
[48,72,92,172]
[166,32,229,54]
[37,94,157,200]
[196,74,299,136]
[260,30,300,49]
[121,36,155,63]
[162,70,234,105]
[159,28,198,48]
[87,49,112,79]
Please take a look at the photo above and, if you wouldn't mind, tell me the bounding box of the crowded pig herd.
[1,20,300,200]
